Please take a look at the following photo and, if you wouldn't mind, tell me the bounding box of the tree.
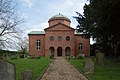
[74,0,120,57]
[17,37,28,58]
[0,0,23,49]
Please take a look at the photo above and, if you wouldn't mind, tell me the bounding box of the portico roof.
[44,22,75,31]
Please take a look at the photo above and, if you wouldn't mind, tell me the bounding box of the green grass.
[70,58,86,72]
[70,58,120,80]
[9,57,52,80]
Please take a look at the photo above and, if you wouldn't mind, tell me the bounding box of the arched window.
[79,43,83,50]
[65,47,70,56]
[50,36,54,41]
[36,40,41,50]
[49,47,54,56]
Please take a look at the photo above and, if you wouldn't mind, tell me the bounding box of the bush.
[76,56,83,59]
[10,55,18,60]
[76,54,85,59]
[36,56,41,59]
[20,54,24,58]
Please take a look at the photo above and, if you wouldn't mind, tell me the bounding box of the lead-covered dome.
[48,13,71,27]
[50,13,69,20]
[49,13,71,21]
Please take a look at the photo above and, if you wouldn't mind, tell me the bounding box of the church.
[28,13,90,57]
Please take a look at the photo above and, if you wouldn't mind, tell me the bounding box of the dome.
[50,13,69,20]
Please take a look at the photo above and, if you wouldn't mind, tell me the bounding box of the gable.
[44,22,75,31]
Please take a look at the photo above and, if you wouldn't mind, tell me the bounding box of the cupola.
[48,13,71,26]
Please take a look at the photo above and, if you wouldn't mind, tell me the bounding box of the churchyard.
[0,54,52,80]
[0,50,120,80]
[69,57,120,80]
[9,57,52,80]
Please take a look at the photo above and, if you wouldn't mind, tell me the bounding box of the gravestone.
[22,70,33,80]
[84,59,94,74]
[76,53,85,59]
[96,52,105,65]
[0,60,16,80]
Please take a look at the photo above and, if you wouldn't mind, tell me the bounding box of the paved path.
[40,57,88,80]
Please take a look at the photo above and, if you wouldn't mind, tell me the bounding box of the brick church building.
[28,13,90,57]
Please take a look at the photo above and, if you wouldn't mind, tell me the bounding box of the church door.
[57,47,62,56]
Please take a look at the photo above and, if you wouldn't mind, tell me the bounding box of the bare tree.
[0,0,23,49]
[17,37,28,58]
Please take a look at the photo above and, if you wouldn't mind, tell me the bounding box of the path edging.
[38,59,53,80]
[66,59,89,80]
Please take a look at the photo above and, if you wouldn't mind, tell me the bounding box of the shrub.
[20,54,24,58]
[36,56,41,59]
[76,56,83,59]
[10,55,18,60]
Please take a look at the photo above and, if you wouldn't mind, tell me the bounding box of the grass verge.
[9,57,52,80]
[69,58,120,80]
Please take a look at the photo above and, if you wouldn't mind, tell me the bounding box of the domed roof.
[50,13,69,20]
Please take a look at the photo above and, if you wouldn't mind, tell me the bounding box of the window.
[66,36,70,41]
[36,40,41,50]
[50,36,54,41]
[79,43,83,50]
[58,36,62,41]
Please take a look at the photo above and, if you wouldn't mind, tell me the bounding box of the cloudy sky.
[17,0,94,43]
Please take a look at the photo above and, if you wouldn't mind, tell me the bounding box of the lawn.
[9,57,52,80]
[70,58,120,80]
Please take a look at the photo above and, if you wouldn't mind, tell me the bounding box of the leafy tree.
[74,0,120,57]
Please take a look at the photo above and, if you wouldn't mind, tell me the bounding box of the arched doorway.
[49,47,54,56]
[65,47,70,56]
[57,47,62,56]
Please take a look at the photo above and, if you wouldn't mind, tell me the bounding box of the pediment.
[44,22,75,31]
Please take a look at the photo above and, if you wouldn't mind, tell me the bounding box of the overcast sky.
[18,0,95,44]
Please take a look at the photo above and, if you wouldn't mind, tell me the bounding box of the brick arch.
[65,47,70,56]
[57,47,62,56]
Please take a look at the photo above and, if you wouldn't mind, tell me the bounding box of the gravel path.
[40,57,88,80]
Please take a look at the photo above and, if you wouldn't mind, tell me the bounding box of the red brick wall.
[75,35,90,57]
[28,17,90,57]
[48,18,71,27]
[45,30,75,57]
[29,34,45,56]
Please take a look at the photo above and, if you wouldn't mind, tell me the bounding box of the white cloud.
[45,0,89,28]
[22,0,33,7]
[47,0,89,15]
[90,38,96,44]
[21,13,29,20]
[21,0,89,35]
[26,22,48,34]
